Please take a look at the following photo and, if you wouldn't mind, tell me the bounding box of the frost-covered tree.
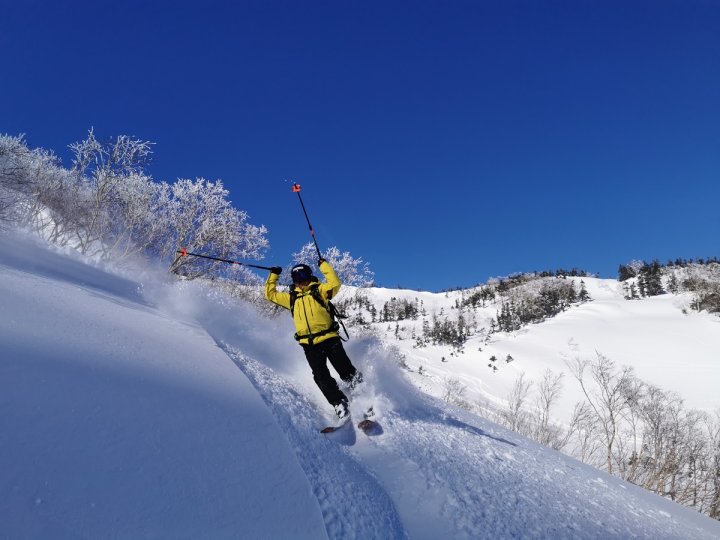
[102,173,169,259]
[0,132,269,280]
[166,178,268,279]
[0,134,33,222]
[292,242,374,287]
[681,262,720,314]
[0,134,68,230]
[67,130,154,255]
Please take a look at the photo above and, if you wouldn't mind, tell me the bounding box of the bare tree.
[614,374,646,482]
[532,369,565,448]
[562,401,603,464]
[441,377,467,406]
[705,411,720,519]
[503,372,532,434]
[567,353,636,475]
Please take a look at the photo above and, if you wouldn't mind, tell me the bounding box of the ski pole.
[291,183,322,259]
[176,248,276,271]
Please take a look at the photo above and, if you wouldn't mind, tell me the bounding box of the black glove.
[318,258,326,266]
[270,266,282,275]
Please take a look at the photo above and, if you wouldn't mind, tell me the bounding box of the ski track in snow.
[215,341,718,540]
[218,344,408,540]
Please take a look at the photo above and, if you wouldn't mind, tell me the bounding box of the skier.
[265,259,362,422]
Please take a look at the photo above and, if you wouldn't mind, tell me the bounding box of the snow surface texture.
[1,230,719,539]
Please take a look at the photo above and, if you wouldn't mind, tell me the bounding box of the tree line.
[0,132,268,281]
[341,274,592,353]
[458,273,591,333]
[619,258,720,313]
[442,353,720,520]
[0,132,375,293]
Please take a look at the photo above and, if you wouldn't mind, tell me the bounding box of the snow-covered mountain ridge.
[330,270,720,519]
[1,230,719,538]
[337,274,720,416]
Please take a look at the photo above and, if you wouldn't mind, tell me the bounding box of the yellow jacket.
[265,261,341,346]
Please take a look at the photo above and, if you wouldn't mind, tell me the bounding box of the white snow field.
[1,230,719,539]
[357,277,720,422]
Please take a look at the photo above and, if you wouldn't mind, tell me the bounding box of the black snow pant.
[301,337,358,406]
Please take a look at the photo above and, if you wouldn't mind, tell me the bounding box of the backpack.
[289,282,349,343]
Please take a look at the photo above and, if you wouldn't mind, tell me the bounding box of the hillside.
[1,229,720,539]
[343,276,720,418]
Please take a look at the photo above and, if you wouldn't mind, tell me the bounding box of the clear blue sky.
[2,1,718,291]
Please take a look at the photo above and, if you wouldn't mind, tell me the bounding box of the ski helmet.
[291,264,313,284]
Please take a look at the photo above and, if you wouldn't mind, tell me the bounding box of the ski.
[320,402,382,435]
[357,406,382,435]
[320,415,351,434]
[357,418,381,434]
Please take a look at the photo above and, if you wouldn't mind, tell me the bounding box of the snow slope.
[1,230,719,539]
[354,278,720,421]
[0,233,328,539]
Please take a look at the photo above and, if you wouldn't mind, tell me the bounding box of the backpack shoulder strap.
[310,283,329,309]
[289,284,326,316]
[313,285,350,340]
[289,288,299,316]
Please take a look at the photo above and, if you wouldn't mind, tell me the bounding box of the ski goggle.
[291,265,312,283]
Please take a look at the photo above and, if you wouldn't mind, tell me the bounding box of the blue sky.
[2,1,718,291]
